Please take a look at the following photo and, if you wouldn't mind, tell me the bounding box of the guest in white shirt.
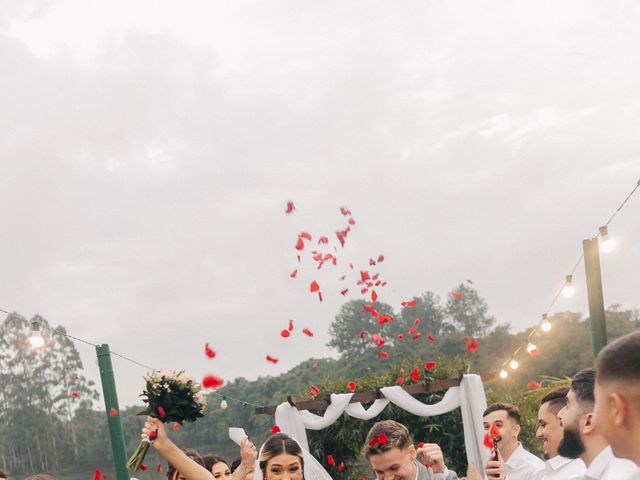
[557,368,637,480]
[483,402,544,479]
[530,387,585,479]
[593,331,640,479]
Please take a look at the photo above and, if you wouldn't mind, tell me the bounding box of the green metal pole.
[583,238,608,356]
[96,344,130,480]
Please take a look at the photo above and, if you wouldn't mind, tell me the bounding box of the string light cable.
[497,178,640,377]
[0,306,264,408]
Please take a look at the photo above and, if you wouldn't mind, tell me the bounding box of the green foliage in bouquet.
[127,370,206,471]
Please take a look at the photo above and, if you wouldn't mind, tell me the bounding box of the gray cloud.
[1,0,639,405]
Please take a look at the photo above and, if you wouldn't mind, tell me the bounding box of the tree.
[446,284,495,337]
[327,300,402,359]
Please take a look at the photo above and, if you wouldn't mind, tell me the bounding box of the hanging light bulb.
[499,369,509,379]
[562,275,575,297]
[29,321,45,348]
[509,358,519,370]
[540,314,552,332]
[220,398,228,410]
[599,226,616,253]
[527,342,540,356]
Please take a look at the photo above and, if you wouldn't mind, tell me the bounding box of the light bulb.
[29,322,45,348]
[599,226,615,253]
[499,369,509,379]
[220,399,228,410]
[527,342,540,356]
[540,314,551,332]
[562,275,575,297]
[509,359,519,370]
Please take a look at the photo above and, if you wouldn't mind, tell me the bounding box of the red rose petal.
[285,201,295,214]
[379,351,389,360]
[527,381,541,389]
[348,218,356,225]
[452,291,462,300]
[397,334,405,340]
[318,291,323,302]
[295,237,304,250]
[290,269,298,278]
[466,339,480,352]
[427,334,436,342]
[302,328,314,337]
[288,319,294,331]
[300,232,312,241]
[483,434,493,449]
[377,255,385,262]
[408,327,417,335]
[359,330,365,340]
[109,408,118,417]
[327,455,335,466]
[412,333,421,340]
[413,318,420,325]
[396,377,405,385]
[172,423,181,430]
[281,329,291,338]
[490,423,500,438]
[338,462,344,472]
[340,288,349,295]
[271,425,281,433]
[340,206,351,216]
[407,299,417,307]
[318,236,329,244]
[360,271,370,282]
[311,361,318,369]
[425,361,437,371]
[205,343,216,359]
[348,381,356,392]
[157,464,163,473]
[310,280,320,292]
[94,469,101,480]
[266,355,279,364]
[369,258,376,266]
[157,406,166,418]
[139,465,148,472]
[71,391,80,398]
[371,290,378,302]
[202,375,224,389]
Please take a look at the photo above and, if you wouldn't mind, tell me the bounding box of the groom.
[363,420,458,479]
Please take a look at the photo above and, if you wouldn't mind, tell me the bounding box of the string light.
[527,342,539,355]
[220,398,228,410]
[540,314,551,332]
[598,226,616,253]
[29,321,44,348]
[509,359,519,370]
[499,369,509,379]
[562,275,575,297]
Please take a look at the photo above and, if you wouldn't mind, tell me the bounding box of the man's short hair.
[571,368,595,412]
[540,387,569,415]
[596,331,640,383]
[483,403,521,425]
[362,420,412,458]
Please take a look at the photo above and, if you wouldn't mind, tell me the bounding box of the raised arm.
[143,417,213,480]
[230,437,257,480]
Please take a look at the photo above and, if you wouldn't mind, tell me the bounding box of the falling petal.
[379,351,389,360]
[271,425,281,433]
[348,382,356,392]
[340,288,349,295]
[310,281,320,292]
[202,375,224,389]
[281,329,291,338]
[290,269,298,278]
[285,202,296,214]
[371,291,378,302]
[288,319,294,331]
[205,343,216,359]
[452,291,462,300]
[266,355,279,363]
[302,328,314,337]
[109,408,118,417]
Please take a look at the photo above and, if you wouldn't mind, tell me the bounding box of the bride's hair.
[259,433,304,478]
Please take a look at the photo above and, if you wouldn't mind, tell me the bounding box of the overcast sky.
[1,0,639,407]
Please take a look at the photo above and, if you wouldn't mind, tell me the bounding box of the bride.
[141,418,306,480]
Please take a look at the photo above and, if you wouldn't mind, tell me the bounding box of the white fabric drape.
[345,398,389,420]
[379,385,461,416]
[236,374,488,480]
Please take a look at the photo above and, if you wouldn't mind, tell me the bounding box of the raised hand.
[417,443,446,474]
[485,448,506,480]
[143,416,172,453]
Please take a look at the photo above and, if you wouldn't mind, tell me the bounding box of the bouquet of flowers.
[127,369,206,471]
